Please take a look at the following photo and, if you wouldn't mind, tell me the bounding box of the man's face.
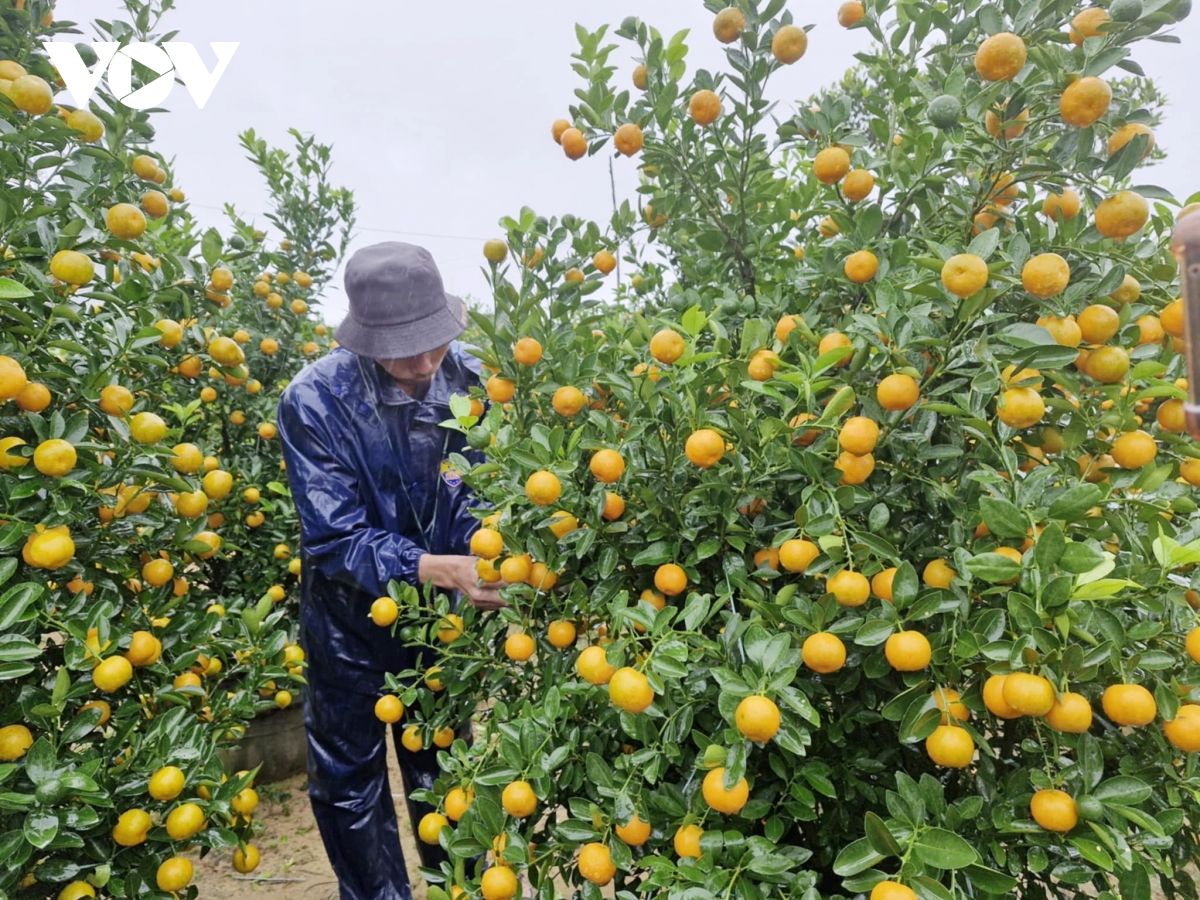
[376,343,450,393]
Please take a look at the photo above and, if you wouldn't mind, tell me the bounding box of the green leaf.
[998,323,1057,348]
[1094,776,1151,806]
[201,228,224,267]
[1042,576,1074,609]
[868,503,890,532]
[1135,650,1175,670]
[255,595,274,620]
[1034,523,1066,572]
[746,854,795,876]
[964,553,1021,584]
[857,205,884,241]
[1019,344,1083,370]
[814,347,854,373]
[913,827,979,869]
[832,836,884,876]
[1083,46,1130,77]
[1049,484,1103,520]
[1049,863,1095,885]
[448,393,473,421]
[42,342,86,360]
[854,532,901,562]
[980,496,1026,538]
[472,767,521,787]
[1106,804,1164,837]
[802,764,837,798]
[1078,734,1105,789]
[60,706,103,744]
[681,305,707,338]
[1069,837,1113,870]
[586,753,614,789]
[964,864,1018,894]
[0,638,40,662]
[24,738,55,786]
[50,304,81,323]
[1071,578,1138,600]
[23,812,57,849]
[182,540,219,556]
[966,227,1000,261]
[1129,184,1175,201]
[864,811,904,857]
[910,875,955,900]
[776,685,820,726]
[1059,542,1105,574]
[977,5,1004,34]
[899,702,941,744]
[0,583,42,631]
[50,666,69,706]
[555,819,600,842]
[650,655,688,679]
[240,608,261,634]
[631,542,674,567]
[0,663,35,681]
[0,278,33,299]
[855,620,895,647]
[891,561,919,606]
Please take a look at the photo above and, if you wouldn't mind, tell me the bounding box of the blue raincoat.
[277,342,483,900]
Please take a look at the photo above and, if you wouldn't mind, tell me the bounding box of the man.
[277,241,504,900]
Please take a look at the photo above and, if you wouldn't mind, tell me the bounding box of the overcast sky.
[55,0,1200,327]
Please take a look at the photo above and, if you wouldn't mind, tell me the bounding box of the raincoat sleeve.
[278,385,426,598]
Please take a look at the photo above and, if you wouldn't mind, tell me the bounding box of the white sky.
[54,0,1200,326]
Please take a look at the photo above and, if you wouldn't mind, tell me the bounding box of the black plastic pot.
[218,703,307,784]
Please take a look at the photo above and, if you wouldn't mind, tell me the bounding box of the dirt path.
[190,733,426,900]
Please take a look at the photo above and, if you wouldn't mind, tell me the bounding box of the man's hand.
[417,554,507,610]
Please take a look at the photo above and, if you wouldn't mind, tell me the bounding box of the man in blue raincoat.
[277,242,503,900]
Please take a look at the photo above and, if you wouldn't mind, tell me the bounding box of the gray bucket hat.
[334,242,468,359]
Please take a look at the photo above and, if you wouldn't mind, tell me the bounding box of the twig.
[609,155,621,284]
[229,875,310,883]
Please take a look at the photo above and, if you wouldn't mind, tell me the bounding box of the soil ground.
[189,731,427,900]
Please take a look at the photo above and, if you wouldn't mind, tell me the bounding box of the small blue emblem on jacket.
[441,459,463,487]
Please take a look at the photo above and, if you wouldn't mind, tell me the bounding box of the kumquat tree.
[0,0,353,897]
[372,0,1200,899]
